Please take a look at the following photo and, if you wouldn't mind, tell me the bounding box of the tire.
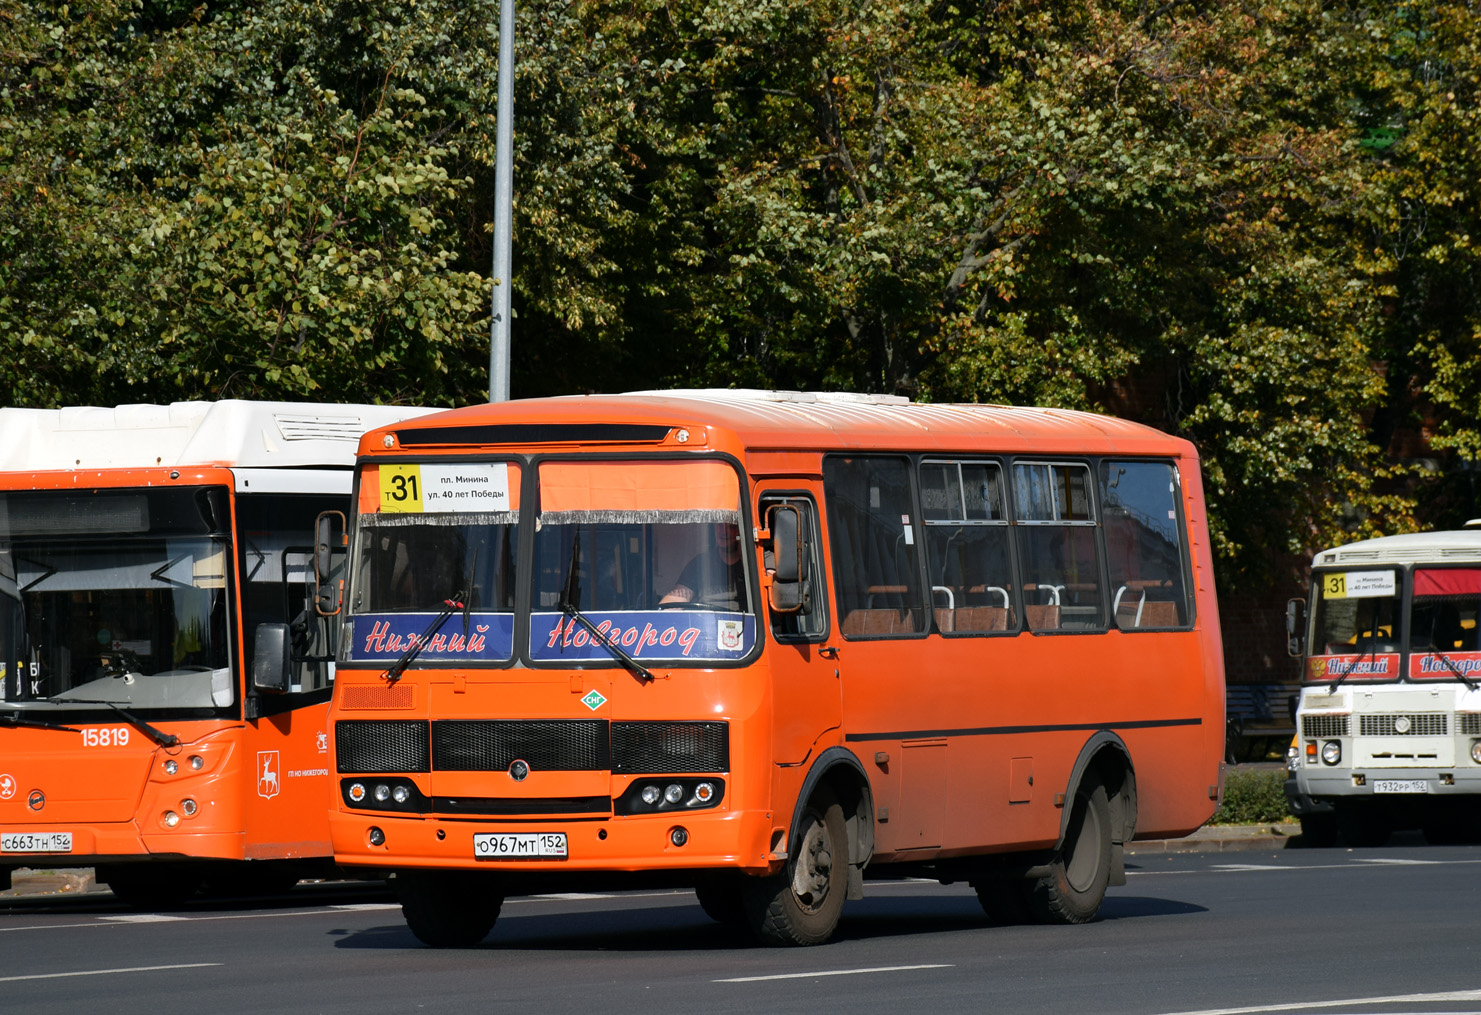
[1024,779,1112,925]
[971,879,1033,925]
[695,877,749,926]
[97,863,204,909]
[744,787,848,946]
[396,870,504,948]
[1336,801,1391,847]
[1298,812,1339,848]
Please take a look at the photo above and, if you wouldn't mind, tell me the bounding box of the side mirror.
[252,622,292,694]
[765,505,810,615]
[314,510,346,617]
[1285,597,1307,658]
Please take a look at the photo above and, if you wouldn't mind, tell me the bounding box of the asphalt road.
[3,845,1481,1015]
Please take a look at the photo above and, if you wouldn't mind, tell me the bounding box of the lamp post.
[488,0,515,402]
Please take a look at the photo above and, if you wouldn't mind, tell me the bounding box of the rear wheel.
[396,870,503,947]
[96,863,204,909]
[971,879,1033,925]
[744,787,848,946]
[1024,779,1112,924]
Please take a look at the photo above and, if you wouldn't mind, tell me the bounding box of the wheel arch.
[1059,731,1138,851]
[791,746,875,874]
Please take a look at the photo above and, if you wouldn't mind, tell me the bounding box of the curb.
[1128,823,1302,854]
[1,867,105,899]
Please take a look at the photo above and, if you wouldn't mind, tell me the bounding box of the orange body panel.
[329,394,1226,879]
[0,466,337,867]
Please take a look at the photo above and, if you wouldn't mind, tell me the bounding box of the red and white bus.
[0,401,431,905]
[1286,524,1481,845]
[325,390,1225,945]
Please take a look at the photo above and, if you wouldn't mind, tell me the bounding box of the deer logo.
[257,751,280,799]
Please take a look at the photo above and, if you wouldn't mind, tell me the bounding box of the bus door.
[757,488,840,801]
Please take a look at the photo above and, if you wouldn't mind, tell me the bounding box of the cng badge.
[581,689,607,712]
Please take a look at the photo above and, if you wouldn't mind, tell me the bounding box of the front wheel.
[396,870,504,947]
[1024,779,1112,924]
[744,787,848,946]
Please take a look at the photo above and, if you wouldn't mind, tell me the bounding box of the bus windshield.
[529,459,755,664]
[0,488,234,711]
[346,461,521,664]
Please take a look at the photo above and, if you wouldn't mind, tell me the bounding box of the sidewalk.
[1,825,1304,900]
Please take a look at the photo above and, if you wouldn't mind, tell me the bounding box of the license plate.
[472,832,568,860]
[1,832,73,853]
[1373,779,1429,794]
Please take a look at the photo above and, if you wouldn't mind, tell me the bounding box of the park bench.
[1225,682,1299,763]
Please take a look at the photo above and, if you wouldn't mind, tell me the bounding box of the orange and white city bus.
[0,401,432,905]
[325,390,1225,946]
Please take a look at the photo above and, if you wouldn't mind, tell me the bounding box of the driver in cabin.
[660,522,747,610]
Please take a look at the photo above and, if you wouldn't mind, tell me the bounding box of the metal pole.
[488,0,515,402]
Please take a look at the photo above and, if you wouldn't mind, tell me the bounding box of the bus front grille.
[612,721,729,773]
[336,720,430,773]
[1301,714,1350,738]
[1358,713,1448,736]
[433,720,610,772]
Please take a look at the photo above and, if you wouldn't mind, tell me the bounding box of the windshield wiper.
[383,593,467,684]
[1421,641,1479,692]
[558,533,653,685]
[0,712,82,733]
[46,698,180,747]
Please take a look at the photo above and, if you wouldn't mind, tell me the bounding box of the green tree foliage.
[3,0,1480,596]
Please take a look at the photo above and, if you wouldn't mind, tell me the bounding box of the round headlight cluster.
[344,778,420,811]
[1471,740,1481,765]
[1321,740,1342,766]
[618,778,724,815]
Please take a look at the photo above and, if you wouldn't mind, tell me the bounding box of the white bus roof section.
[1314,529,1481,567]
[0,400,439,471]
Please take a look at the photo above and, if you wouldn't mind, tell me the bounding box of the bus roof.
[367,390,1193,458]
[1314,527,1481,567]
[0,400,438,471]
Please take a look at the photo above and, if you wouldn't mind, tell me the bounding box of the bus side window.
[760,494,826,640]
[1100,461,1192,630]
[919,460,1016,635]
[1013,462,1103,631]
[823,456,926,639]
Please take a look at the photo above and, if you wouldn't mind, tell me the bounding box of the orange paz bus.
[324,390,1225,946]
[0,401,431,905]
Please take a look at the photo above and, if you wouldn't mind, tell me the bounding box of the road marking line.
[716,964,952,983]
[531,893,608,900]
[1352,858,1440,865]
[99,914,190,923]
[1210,864,1302,872]
[0,963,221,984]
[1158,987,1481,1015]
[329,903,401,911]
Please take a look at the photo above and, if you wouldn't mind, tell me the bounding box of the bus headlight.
[1321,741,1342,766]
[1471,740,1481,765]
[615,778,726,815]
